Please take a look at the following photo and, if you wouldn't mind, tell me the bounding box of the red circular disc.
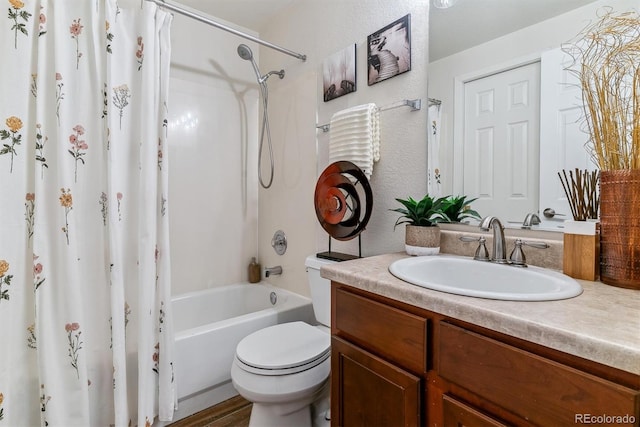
[314,161,373,241]
[318,187,347,225]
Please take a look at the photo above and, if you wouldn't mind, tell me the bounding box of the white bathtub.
[171,282,315,408]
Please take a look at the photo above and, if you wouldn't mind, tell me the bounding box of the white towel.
[328,103,380,179]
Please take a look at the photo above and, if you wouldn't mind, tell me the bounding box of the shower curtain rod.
[146,0,307,61]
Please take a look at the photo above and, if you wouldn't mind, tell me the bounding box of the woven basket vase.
[599,170,640,289]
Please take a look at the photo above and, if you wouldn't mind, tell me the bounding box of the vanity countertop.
[321,252,640,375]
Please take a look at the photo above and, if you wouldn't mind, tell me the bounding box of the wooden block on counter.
[563,233,599,281]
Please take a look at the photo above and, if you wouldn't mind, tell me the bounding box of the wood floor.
[168,395,252,427]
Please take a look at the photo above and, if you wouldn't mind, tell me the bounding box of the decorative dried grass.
[563,8,640,171]
[558,168,599,221]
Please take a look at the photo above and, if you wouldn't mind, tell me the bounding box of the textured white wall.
[258,1,431,297]
[166,1,431,298]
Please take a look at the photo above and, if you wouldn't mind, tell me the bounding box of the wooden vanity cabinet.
[331,282,640,427]
[331,286,427,426]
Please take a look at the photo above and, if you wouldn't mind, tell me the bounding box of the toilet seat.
[235,322,330,376]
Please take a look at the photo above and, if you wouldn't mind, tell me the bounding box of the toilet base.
[248,402,311,427]
[244,381,330,427]
[311,394,331,427]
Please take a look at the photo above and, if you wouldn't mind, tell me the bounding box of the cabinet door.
[331,336,420,427]
[443,395,509,427]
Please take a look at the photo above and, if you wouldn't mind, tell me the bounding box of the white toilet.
[230,255,335,427]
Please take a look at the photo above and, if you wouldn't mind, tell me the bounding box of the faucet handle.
[509,239,549,267]
[521,240,550,250]
[459,236,490,261]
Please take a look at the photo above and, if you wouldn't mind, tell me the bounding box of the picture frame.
[367,14,411,86]
[322,44,357,102]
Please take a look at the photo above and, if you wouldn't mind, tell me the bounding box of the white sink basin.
[388,255,583,301]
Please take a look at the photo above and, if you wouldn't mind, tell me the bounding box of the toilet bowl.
[230,256,335,427]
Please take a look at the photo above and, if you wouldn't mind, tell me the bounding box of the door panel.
[539,47,596,224]
[463,62,540,222]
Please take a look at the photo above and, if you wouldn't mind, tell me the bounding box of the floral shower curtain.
[427,103,442,197]
[0,1,175,426]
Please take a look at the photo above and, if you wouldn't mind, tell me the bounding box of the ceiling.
[429,0,599,61]
[177,0,296,33]
[176,0,599,61]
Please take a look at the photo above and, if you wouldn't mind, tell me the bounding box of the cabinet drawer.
[334,287,427,373]
[443,395,509,427]
[438,322,640,426]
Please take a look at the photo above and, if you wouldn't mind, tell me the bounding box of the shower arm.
[147,0,307,61]
[260,70,285,83]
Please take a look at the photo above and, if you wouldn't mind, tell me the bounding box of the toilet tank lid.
[305,255,337,270]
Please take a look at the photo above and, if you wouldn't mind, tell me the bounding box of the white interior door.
[539,47,596,224]
[463,62,540,223]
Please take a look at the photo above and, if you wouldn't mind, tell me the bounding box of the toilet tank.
[305,255,336,327]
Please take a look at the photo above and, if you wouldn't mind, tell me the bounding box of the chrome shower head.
[237,44,253,61]
[237,43,263,84]
[237,44,285,85]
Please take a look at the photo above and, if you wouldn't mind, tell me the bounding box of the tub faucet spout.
[264,266,282,278]
[479,216,508,264]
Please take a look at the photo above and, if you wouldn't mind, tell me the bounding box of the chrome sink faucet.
[479,216,508,264]
[522,212,541,228]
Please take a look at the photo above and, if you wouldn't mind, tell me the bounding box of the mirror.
[427,0,634,229]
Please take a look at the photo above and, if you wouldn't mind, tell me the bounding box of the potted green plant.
[441,195,482,223]
[564,9,640,289]
[391,194,448,255]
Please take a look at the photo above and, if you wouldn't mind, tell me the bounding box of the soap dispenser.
[248,257,261,283]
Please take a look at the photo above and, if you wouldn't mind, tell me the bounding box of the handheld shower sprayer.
[236,43,253,61]
[237,44,262,83]
[237,44,285,84]
[236,44,286,189]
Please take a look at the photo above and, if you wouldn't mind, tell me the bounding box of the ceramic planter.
[405,224,440,256]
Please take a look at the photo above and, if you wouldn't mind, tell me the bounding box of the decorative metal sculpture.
[314,161,373,260]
